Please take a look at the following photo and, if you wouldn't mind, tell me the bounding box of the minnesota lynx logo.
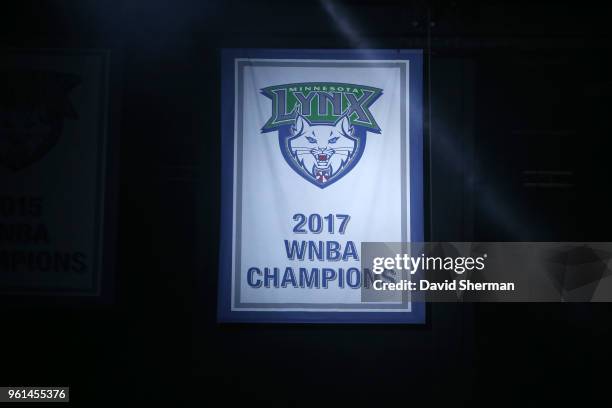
[261,82,382,188]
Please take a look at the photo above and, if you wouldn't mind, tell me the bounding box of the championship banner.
[218,49,423,323]
[0,50,114,297]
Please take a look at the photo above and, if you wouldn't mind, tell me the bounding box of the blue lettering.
[299,267,320,288]
[326,240,341,261]
[343,241,359,261]
[247,267,262,288]
[264,267,279,288]
[322,268,337,288]
[284,240,306,260]
[308,240,324,261]
[347,267,361,288]
[281,267,298,288]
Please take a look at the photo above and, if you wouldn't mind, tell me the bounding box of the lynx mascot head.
[288,114,356,185]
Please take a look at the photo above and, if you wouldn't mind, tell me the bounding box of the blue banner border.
[218,49,424,323]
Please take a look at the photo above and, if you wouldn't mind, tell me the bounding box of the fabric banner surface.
[218,49,424,323]
[0,49,112,297]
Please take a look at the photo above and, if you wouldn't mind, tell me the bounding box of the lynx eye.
[306,136,317,143]
[328,137,339,144]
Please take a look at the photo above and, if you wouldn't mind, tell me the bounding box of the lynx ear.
[335,115,354,136]
[292,114,309,136]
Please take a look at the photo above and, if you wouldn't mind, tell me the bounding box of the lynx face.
[288,115,356,183]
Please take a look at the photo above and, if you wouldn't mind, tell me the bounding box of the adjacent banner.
[0,50,114,297]
[218,49,424,323]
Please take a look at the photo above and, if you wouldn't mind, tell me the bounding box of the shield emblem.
[279,114,366,188]
[0,70,80,171]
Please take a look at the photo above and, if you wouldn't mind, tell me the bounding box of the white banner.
[0,50,114,297]
[218,49,424,323]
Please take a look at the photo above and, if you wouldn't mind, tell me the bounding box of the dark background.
[1,1,612,406]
